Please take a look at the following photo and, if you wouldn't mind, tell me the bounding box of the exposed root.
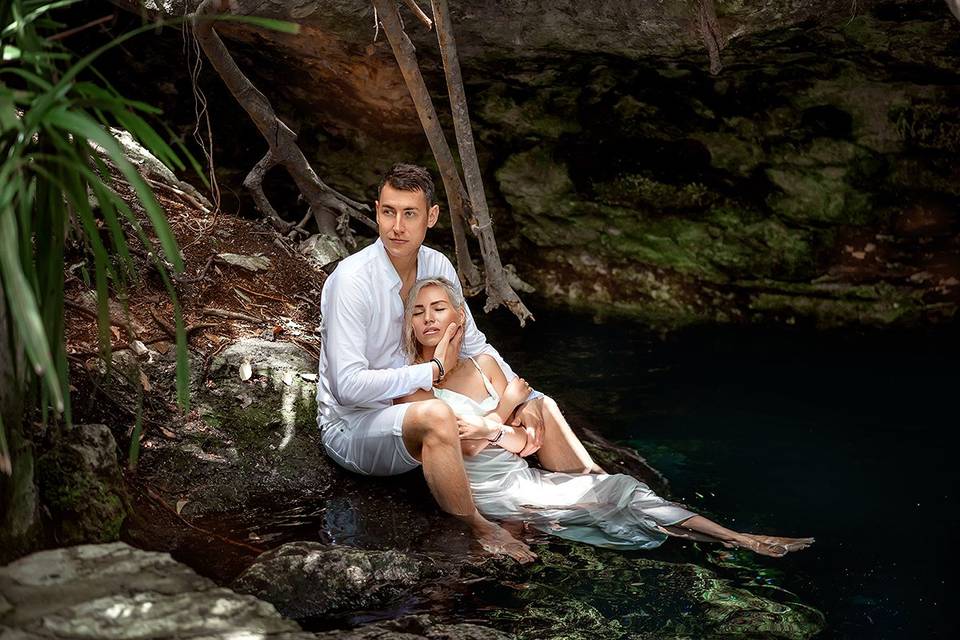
[192,0,374,241]
[695,0,727,75]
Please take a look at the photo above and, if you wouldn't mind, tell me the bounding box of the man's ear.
[375,200,381,218]
[427,203,440,228]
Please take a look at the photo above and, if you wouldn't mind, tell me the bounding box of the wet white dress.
[433,358,696,550]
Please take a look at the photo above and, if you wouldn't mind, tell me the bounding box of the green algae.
[491,543,825,639]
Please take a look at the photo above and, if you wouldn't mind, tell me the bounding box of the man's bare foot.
[472,518,537,564]
[727,533,814,557]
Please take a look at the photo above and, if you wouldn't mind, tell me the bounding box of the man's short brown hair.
[378,163,435,207]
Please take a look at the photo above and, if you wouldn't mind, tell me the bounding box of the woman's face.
[411,284,463,349]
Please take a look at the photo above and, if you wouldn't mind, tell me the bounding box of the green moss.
[477,84,581,140]
[490,542,824,639]
[694,131,765,176]
[36,446,126,545]
[766,166,872,225]
[841,16,890,53]
[593,174,713,209]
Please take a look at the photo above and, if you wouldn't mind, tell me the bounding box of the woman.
[396,277,813,558]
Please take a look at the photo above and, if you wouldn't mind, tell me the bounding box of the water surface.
[477,305,957,638]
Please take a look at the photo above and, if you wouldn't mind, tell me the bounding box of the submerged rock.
[490,543,825,640]
[234,541,425,619]
[313,614,511,640]
[0,542,315,639]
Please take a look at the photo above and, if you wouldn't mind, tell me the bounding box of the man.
[317,164,601,563]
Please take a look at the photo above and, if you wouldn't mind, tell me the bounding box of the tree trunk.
[431,0,533,323]
[0,279,42,564]
[372,0,483,290]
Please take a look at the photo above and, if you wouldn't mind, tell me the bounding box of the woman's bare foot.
[727,534,814,557]
[746,534,815,553]
[473,519,537,564]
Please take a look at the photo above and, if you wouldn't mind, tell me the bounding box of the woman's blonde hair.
[402,276,465,363]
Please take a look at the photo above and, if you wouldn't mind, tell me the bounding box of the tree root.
[372,0,483,291]
[695,0,727,75]
[192,0,374,240]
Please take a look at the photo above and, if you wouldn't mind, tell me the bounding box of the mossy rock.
[476,83,582,140]
[490,543,824,639]
[138,339,334,516]
[35,424,127,545]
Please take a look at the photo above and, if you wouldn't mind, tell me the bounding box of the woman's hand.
[457,414,500,441]
[501,377,532,411]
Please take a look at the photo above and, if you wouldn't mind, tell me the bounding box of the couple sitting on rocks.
[316,163,812,563]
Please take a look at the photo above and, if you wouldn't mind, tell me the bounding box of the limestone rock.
[234,541,424,619]
[0,542,314,640]
[300,233,349,271]
[35,424,127,546]
[137,338,331,516]
[314,614,512,640]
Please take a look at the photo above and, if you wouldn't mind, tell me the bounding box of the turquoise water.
[476,307,958,638]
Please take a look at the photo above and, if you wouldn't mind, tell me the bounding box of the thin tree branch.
[695,0,727,75]
[401,0,433,30]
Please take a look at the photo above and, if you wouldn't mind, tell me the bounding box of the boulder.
[0,542,315,639]
[233,541,425,619]
[35,424,127,546]
[137,338,333,516]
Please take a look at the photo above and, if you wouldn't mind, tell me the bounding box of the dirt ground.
[63,176,331,428]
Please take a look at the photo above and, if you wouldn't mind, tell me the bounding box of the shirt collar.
[373,237,426,290]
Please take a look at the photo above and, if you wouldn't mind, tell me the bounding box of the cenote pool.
[475,306,958,638]
[175,307,956,639]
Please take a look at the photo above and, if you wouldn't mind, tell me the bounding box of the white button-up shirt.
[316,238,519,427]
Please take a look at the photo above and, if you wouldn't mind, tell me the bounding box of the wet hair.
[402,277,465,363]
[378,163,436,207]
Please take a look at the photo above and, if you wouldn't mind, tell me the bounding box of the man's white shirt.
[316,238,519,428]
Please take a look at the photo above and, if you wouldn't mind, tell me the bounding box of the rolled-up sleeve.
[324,275,434,406]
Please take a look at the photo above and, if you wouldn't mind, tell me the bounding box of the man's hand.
[433,322,462,380]
[510,397,544,457]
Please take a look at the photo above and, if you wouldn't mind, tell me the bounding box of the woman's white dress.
[433,358,696,550]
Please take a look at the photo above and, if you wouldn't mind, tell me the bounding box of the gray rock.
[234,542,423,619]
[35,424,127,546]
[300,234,349,271]
[137,338,331,517]
[0,543,315,640]
[314,614,512,640]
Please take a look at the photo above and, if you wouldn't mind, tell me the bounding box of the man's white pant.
[321,403,421,476]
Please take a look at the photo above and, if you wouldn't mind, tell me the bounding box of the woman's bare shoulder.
[473,354,504,379]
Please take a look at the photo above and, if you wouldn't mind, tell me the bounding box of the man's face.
[376,184,439,263]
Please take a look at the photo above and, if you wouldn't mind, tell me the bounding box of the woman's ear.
[458,307,467,325]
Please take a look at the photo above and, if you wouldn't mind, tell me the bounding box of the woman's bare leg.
[663,515,814,557]
[535,396,606,474]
